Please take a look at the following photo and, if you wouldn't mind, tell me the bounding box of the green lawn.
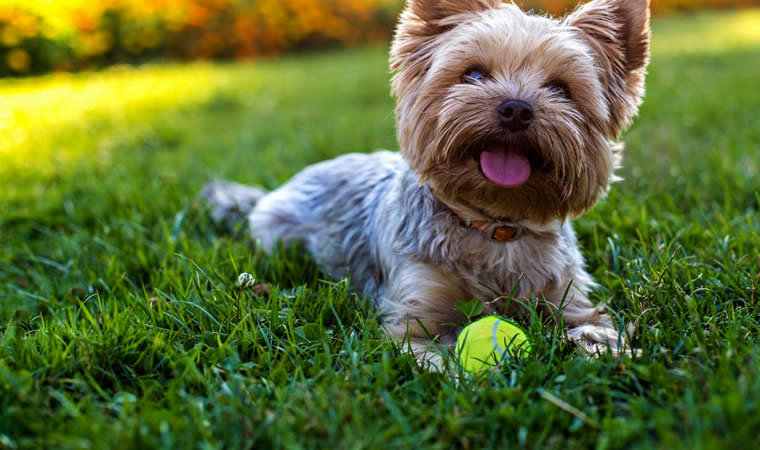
[1,9,759,449]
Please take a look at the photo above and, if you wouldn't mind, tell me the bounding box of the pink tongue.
[480,146,531,188]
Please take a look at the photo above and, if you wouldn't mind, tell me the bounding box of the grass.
[1,8,759,449]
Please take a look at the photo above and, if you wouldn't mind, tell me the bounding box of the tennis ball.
[456,316,531,372]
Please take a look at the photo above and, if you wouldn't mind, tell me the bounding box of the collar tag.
[465,218,520,242]
[492,226,518,242]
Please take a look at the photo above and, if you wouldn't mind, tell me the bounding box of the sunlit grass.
[0,64,233,172]
[652,8,760,54]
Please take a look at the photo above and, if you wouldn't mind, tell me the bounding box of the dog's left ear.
[566,0,650,136]
[409,0,503,25]
[392,0,503,68]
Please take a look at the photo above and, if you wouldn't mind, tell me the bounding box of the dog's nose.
[498,100,534,132]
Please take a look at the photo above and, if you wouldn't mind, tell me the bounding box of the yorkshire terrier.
[203,0,651,369]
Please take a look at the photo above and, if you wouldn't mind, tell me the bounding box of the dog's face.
[391,0,650,223]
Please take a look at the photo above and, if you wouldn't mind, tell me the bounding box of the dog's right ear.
[391,0,502,81]
[408,0,503,25]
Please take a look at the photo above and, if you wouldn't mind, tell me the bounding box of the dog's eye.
[462,68,488,84]
[546,81,571,99]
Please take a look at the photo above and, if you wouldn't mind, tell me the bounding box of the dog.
[203,0,650,370]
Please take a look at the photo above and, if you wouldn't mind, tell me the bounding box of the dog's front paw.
[414,350,446,372]
[568,325,640,358]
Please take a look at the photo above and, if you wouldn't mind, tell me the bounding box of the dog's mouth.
[468,140,550,189]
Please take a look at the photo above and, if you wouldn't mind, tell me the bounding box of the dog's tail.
[201,180,266,233]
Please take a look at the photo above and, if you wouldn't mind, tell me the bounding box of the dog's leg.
[201,180,267,232]
[544,269,633,357]
[379,260,470,371]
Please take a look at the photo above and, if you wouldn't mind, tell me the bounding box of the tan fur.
[391,0,650,223]
[381,261,469,370]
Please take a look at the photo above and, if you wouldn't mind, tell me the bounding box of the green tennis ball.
[456,316,531,372]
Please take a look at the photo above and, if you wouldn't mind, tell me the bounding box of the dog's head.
[391,0,650,223]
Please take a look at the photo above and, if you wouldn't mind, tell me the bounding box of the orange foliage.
[1,0,758,76]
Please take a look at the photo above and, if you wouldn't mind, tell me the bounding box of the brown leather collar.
[450,207,522,242]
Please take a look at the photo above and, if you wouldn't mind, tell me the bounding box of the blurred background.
[1,0,759,77]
